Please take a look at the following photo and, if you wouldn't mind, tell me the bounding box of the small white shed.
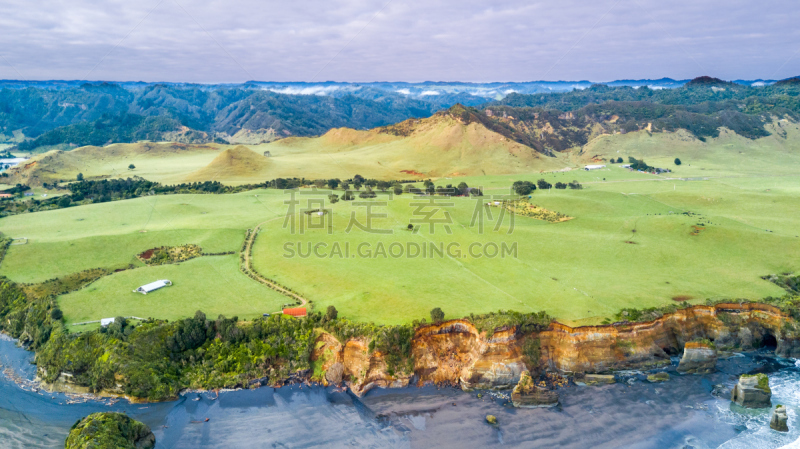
[134,279,172,294]
[584,164,606,171]
[100,318,115,327]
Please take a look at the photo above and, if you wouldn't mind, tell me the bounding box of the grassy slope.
[8,114,571,186]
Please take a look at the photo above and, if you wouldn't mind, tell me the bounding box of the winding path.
[240,218,308,310]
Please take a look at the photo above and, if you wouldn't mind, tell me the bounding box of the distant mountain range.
[2,76,799,152]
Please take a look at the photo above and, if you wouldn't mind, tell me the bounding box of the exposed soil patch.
[137,244,202,265]
[690,225,706,236]
[139,249,155,260]
[624,241,637,244]
[672,295,693,302]
[400,169,425,177]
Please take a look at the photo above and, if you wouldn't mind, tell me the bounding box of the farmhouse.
[0,193,12,198]
[282,307,307,317]
[134,279,172,294]
[584,164,606,171]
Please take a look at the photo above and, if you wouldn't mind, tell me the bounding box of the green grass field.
[250,178,799,325]
[2,128,800,326]
[58,254,289,326]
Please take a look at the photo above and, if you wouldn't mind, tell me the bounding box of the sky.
[1,0,799,83]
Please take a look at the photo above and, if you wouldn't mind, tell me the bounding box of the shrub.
[430,307,445,323]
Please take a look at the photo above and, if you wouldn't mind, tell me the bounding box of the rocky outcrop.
[647,372,670,383]
[771,405,789,432]
[511,370,558,407]
[731,374,772,408]
[310,303,793,397]
[539,303,787,373]
[677,341,717,374]
[574,373,615,386]
[65,412,155,449]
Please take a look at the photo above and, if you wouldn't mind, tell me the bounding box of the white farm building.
[584,164,606,171]
[134,279,172,294]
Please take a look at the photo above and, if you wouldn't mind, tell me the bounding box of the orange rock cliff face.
[311,303,799,397]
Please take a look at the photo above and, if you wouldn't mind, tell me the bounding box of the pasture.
[2,128,800,325]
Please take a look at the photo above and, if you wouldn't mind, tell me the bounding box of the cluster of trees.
[271,176,482,199]
[512,179,582,195]
[626,157,653,172]
[0,183,31,195]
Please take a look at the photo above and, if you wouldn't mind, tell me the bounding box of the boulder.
[770,405,789,432]
[325,362,344,385]
[511,370,558,408]
[731,373,771,408]
[677,341,717,374]
[485,415,497,425]
[646,372,670,383]
[574,373,615,386]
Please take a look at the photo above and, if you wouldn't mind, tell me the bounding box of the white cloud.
[419,90,440,96]
[395,88,411,95]
[265,86,342,95]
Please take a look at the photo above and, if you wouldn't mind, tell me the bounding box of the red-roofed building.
[282,307,307,317]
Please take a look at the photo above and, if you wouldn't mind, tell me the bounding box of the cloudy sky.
[1,0,799,83]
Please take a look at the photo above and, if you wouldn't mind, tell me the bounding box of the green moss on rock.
[65,412,154,449]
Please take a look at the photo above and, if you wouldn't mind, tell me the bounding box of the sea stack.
[511,370,559,408]
[677,340,717,374]
[770,405,789,432]
[731,373,772,408]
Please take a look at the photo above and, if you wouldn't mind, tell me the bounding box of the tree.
[325,305,338,321]
[609,158,616,164]
[328,194,339,204]
[58,196,71,208]
[430,307,445,323]
[674,158,682,165]
[342,190,354,201]
[568,180,583,189]
[537,179,552,190]
[512,181,535,196]
[128,164,135,170]
[616,157,623,163]
[313,179,327,189]
[77,173,84,181]
[327,179,340,189]
[457,182,469,196]
[554,182,567,189]
[393,185,403,195]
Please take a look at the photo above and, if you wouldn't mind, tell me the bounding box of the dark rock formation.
[770,405,789,432]
[677,341,717,374]
[511,370,558,407]
[731,374,772,408]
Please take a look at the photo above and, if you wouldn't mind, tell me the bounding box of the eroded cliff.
[312,303,798,396]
